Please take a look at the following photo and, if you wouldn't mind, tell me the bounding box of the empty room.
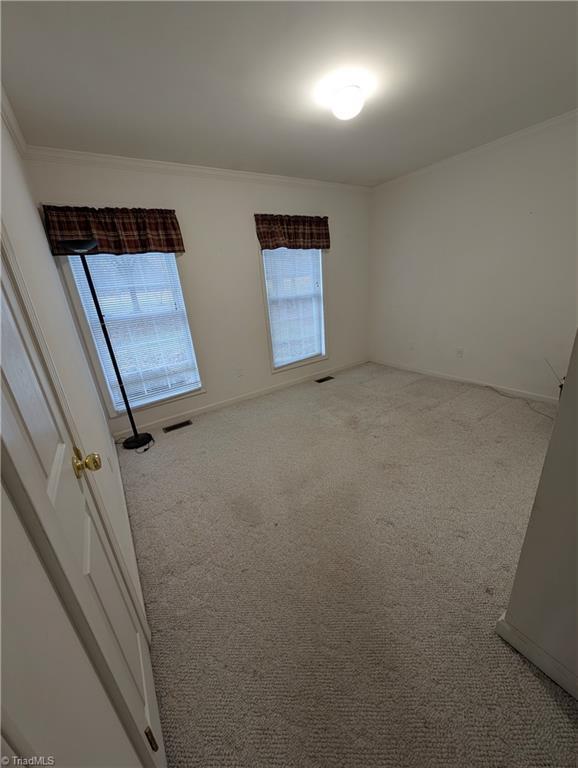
[1,2,576,767]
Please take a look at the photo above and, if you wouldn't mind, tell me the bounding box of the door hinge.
[144,726,159,752]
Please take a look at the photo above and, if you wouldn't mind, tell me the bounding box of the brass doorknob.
[72,447,103,479]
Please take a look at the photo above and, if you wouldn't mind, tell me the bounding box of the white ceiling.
[2,2,576,186]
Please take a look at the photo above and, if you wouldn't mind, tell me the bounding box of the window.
[262,248,326,369]
[69,252,201,412]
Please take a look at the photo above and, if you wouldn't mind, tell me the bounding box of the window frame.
[59,253,205,419]
[258,247,329,374]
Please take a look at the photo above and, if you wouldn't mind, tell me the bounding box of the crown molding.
[375,108,578,189]
[24,144,371,193]
[1,88,27,157]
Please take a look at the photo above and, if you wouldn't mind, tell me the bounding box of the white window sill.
[111,385,206,417]
[271,354,328,375]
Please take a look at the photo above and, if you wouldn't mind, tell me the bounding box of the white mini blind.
[69,252,201,412]
[262,248,325,369]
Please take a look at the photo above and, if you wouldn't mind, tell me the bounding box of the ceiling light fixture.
[330,84,365,121]
[314,68,377,122]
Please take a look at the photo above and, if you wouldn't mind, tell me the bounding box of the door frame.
[1,232,161,767]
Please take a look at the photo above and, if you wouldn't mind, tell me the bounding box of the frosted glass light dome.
[330,84,365,120]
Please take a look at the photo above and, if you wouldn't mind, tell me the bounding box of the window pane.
[262,248,325,369]
[69,252,201,411]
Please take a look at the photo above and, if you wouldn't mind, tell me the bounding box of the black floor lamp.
[60,238,153,450]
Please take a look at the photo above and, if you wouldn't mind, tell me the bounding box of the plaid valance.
[254,214,330,250]
[42,205,185,256]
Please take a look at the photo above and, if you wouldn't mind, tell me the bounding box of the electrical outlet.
[456,348,464,359]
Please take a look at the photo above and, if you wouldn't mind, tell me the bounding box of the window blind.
[69,252,201,412]
[262,248,325,369]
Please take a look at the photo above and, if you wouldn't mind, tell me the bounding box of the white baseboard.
[370,358,559,404]
[114,356,557,437]
[496,612,577,699]
[112,358,370,438]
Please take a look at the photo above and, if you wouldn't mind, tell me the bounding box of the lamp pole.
[60,239,153,450]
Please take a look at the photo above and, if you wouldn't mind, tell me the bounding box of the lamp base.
[123,432,154,450]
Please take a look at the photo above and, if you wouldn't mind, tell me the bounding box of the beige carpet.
[119,363,577,768]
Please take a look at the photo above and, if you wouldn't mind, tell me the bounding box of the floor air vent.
[163,419,192,433]
[315,376,334,383]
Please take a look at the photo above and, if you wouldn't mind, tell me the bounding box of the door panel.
[1,259,166,766]
[2,488,143,768]
[84,513,146,701]
[1,285,61,476]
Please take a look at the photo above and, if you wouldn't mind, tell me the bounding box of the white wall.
[369,112,577,400]
[26,150,370,434]
[1,122,143,604]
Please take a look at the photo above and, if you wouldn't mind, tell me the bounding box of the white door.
[1,254,167,767]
